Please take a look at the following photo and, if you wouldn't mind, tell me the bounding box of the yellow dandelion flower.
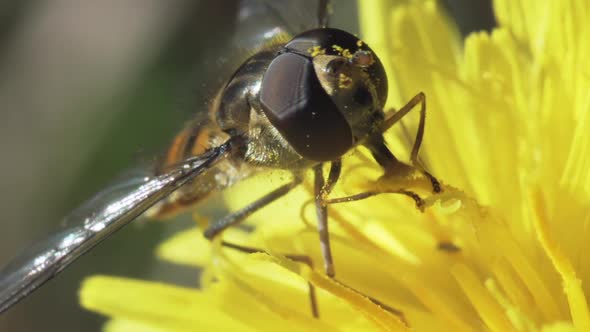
[79,1,590,331]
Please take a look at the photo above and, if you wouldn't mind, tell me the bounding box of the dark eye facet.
[353,87,373,106]
[259,52,353,161]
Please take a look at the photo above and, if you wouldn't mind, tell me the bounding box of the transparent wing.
[198,0,328,96]
[182,0,325,123]
[0,142,233,314]
[244,0,359,40]
[232,0,322,48]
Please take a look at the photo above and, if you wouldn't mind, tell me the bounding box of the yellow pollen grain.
[342,49,353,59]
[332,44,343,54]
[530,189,590,331]
[338,73,353,89]
[307,46,326,57]
[331,45,353,59]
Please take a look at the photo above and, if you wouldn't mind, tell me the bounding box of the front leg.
[313,163,335,277]
[366,134,441,194]
[308,159,341,278]
[378,92,441,193]
[203,175,302,239]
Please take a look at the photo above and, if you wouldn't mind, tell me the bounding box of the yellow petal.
[530,189,590,331]
[104,319,170,332]
[79,276,254,331]
[156,228,210,267]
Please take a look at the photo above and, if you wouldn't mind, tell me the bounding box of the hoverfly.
[0,0,440,317]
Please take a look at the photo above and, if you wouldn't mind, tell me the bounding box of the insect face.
[259,28,388,162]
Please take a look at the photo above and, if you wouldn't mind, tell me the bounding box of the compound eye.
[325,58,347,75]
[260,52,353,162]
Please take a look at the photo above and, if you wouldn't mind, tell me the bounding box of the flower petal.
[79,276,254,331]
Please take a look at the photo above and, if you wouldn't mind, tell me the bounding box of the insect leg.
[363,135,434,206]
[221,239,409,323]
[381,92,427,164]
[388,94,440,192]
[322,159,342,196]
[375,94,442,193]
[313,161,342,278]
[203,177,302,239]
[325,189,425,212]
[220,241,319,318]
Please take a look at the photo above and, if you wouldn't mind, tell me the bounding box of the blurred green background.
[0,1,493,331]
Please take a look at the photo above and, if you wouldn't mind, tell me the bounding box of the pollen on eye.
[331,44,353,59]
[338,73,353,89]
[307,46,326,57]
